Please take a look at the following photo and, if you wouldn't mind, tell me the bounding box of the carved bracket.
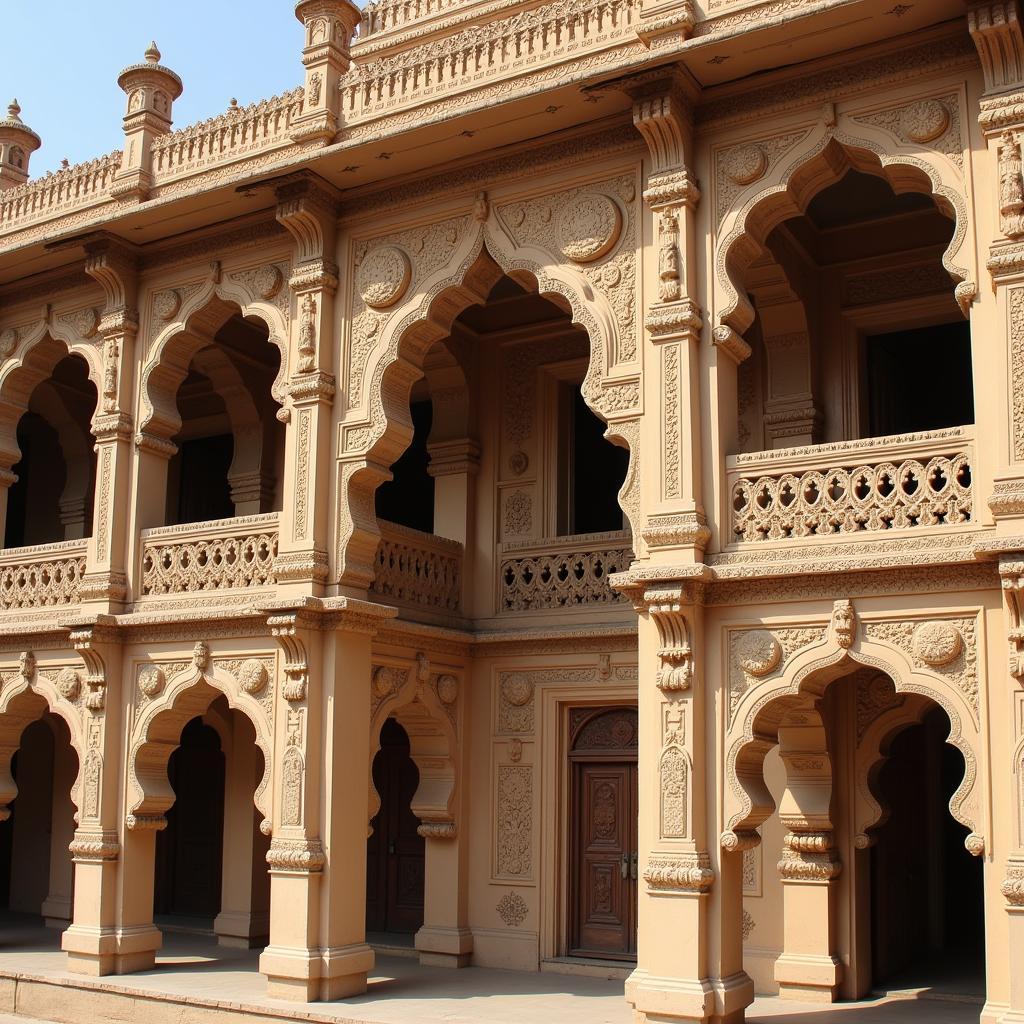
[267,611,312,702]
[69,623,114,711]
[1000,555,1024,681]
[646,588,693,692]
[274,173,342,270]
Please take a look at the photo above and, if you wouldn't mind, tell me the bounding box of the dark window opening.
[375,400,435,534]
[166,435,235,526]
[559,387,628,536]
[865,321,973,438]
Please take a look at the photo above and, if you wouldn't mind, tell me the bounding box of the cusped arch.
[367,665,459,835]
[140,276,289,445]
[127,660,273,833]
[724,627,984,855]
[0,668,85,820]
[0,325,100,470]
[339,218,634,588]
[716,126,973,342]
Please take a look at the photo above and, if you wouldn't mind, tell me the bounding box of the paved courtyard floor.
[0,916,982,1024]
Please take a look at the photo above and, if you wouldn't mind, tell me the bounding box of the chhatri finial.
[144,41,161,64]
[7,99,21,122]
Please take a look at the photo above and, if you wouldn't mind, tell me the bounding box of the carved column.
[623,579,752,1024]
[60,623,131,976]
[427,440,480,612]
[273,176,341,596]
[291,0,362,145]
[773,720,842,1002]
[630,72,710,562]
[81,238,138,610]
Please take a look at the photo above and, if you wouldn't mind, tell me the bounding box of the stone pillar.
[60,625,142,976]
[81,238,138,610]
[0,466,16,545]
[291,0,362,145]
[428,439,479,611]
[623,581,752,1024]
[318,609,391,996]
[112,43,181,202]
[273,176,341,596]
[215,714,270,948]
[1004,864,1024,1023]
[416,826,473,967]
[0,100,40,190]
[773,721,842,1001]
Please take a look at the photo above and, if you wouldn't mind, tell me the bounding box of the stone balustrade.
[370,520,463,613]
[0,540,88,611]
[139,513,279,597]
[727,427,975,544]
[499,532,632,612]
[358,0,472,39]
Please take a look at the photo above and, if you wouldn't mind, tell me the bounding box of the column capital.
[643,851,714,893]
[777,832,841,882]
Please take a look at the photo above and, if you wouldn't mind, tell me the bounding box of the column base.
[215,910,270,949]
[774,953,842,1003]
[261,943,374,1002]
[415,926,473,968]
[626,968,753,1023]
[62,924,161,977]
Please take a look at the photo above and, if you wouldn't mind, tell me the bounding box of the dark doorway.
[167,434,235,526]
[568,707,638,960]
[366,718,425,935]
[865,321,973,438]
[155,717,226,920]
[375,400,435,534]
[870,706,984,997]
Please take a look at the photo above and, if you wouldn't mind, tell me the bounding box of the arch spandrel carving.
[723,609,986,857]
[714,120,976,345]
[337,190,641,589]
[140,271,290,444]
[126,654,275,833]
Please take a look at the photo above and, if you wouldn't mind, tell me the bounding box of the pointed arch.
[126,659,273,833]
[715,125,974,343]
[338,217,637,590]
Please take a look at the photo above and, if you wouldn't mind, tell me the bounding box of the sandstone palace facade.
[0,1,1022,1022]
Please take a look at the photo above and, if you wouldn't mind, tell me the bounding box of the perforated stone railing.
[150,88,305,182]
[727,428,975,544]
[359,0,471,38]
[370,520,463,613]
[499,533,632,612]
[342,0,641,120]
[139,514,279,597]
[0,540,88,611]
[0,151,121,231]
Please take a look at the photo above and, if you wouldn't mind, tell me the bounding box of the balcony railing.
[370,520,463,613]
[499,532,632,612]
[726,427,974,545]
[0,539,88,611]
[359,0,471,38]
[139,514,279,597]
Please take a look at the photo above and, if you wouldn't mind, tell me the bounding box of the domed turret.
[0,100,42,189]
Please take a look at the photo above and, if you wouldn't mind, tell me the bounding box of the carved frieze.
[495,764,532,878]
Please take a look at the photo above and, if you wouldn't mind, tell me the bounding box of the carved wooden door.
[569,707,638,960]
[366,719,425,934]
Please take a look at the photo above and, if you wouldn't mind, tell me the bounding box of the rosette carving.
[138,665,165,698]
[557,192,622,263]
[239,658,269,695]
[735,630,782,678]
[56,667,81,701]
[358,245,411,309]
[911,621,963,667]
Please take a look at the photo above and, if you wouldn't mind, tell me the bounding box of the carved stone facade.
[0,3,1021,1023]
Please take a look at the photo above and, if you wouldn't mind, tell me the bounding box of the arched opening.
[157,311,283,527]
[365,718,424,941]
[736,663,984,1006]
[732,164,969,452]
[0,710,77,936]
[4,354,97,548]
[153,697,269,946]
[870,705,984,997]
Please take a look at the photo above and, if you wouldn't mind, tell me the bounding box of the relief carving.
[496,765,532,878]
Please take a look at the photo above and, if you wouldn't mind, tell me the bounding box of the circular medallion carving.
[373,665,399,699]
[436,674,458,705]
[153,289,181,322]
[358,246,411,309]
[723,145,768,186]
[56,668,81,701]
[239,658,268,695]
[501,676,533,707]
[735,630,782,677]
[901,99,950,144]
[508,450,529,476]
[912,621,963,667]
[254,264,283,300]
[138,666,165,698]
[557,193,622,263]
[601,263,622,288]
[0,328,18,358]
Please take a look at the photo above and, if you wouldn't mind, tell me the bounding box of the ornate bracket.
[267,611,313,702]
[969,2,1024,130]
[273,173,342,270]
[69,622,114,710]
[1000,555,1024,681]
[646,587,694,692]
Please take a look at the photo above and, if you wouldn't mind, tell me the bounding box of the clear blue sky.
[1,2,308,176]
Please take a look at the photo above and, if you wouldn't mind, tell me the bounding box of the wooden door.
[569,707,638,960]
[366,719,425,934]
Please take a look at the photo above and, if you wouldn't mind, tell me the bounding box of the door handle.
[388,840,396,855]
[620,853,629,879]
[630,851,638,881]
